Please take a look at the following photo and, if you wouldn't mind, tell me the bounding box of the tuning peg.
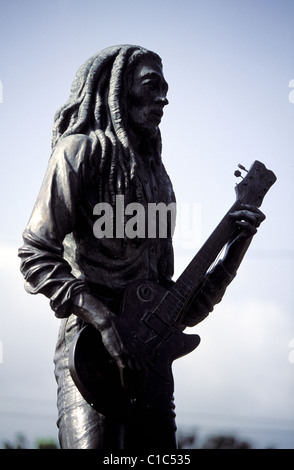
[238,164,248,172]
[234,170,243,178]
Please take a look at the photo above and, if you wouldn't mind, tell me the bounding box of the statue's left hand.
[222,204,266,275]
[229,204,266,238]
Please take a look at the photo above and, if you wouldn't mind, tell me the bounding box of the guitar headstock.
[235,161,277,207]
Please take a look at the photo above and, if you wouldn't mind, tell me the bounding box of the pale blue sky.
[0,0,294,448]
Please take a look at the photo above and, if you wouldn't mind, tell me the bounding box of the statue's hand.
[72,292,141,390]
[222,204,266,275]
[229,204,266,239]
[98,313,142,390]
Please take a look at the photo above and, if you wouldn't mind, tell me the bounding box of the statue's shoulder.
[52,134,93,173]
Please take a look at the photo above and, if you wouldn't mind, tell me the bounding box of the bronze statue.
[18,45,273,450]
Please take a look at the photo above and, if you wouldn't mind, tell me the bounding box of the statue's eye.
[142,79,157,91]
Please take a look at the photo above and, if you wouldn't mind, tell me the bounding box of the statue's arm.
[18,137,91,318]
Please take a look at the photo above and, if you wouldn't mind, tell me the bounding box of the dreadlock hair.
[52,45,164,206]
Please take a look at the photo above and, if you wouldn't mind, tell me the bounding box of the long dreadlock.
[51,45,164,206]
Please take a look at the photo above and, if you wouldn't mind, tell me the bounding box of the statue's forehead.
[132,61,167,84]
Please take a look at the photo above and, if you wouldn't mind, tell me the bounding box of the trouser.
[53,314,178,450]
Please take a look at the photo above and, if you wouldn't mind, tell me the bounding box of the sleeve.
[179,260,237,328]
[18,136,91,318]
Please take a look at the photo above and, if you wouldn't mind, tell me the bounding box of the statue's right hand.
[72,292,141,390]
[98,315,142,390]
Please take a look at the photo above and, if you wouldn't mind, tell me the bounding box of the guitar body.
[69,279,200,422]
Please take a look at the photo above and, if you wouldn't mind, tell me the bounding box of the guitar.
[69,161,276,422]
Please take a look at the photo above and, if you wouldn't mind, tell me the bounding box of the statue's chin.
[132,123,159,138]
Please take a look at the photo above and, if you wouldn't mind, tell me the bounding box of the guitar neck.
[154,200,240,325]
[152,160,276,328]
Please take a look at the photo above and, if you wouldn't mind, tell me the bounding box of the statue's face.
[127,59,169,135]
